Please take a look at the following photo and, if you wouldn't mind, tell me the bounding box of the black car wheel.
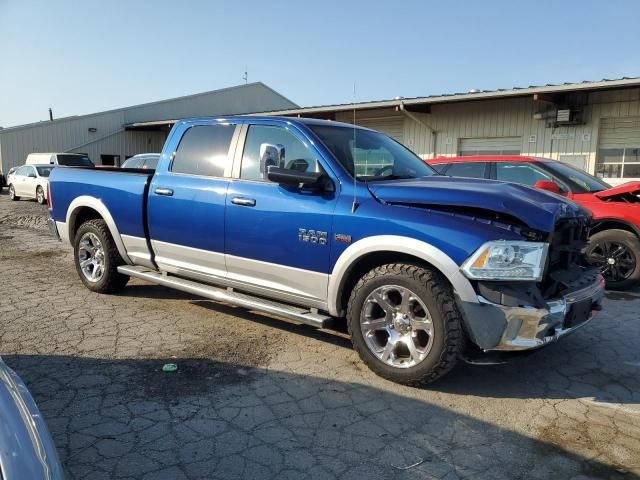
[587,229,640,290]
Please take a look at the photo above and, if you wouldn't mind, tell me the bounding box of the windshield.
[308,124,436,181]
[36,166,53,177]
[57,154,94,167]
[541,161,610,193]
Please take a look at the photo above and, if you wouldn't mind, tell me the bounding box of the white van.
[25,153,94,167]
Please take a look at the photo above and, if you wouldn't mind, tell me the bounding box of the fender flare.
[327,235,478,316]
[592,217,640,237]
[65,196,132,264]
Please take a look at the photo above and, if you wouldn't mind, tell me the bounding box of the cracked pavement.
[0,193,639,479]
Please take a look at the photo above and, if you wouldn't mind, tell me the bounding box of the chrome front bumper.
[459,273,605,351]
[47,215,61,241]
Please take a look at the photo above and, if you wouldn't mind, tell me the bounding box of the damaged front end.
[458,217,605,351]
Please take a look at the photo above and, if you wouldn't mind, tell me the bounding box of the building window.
[596,147,640,179]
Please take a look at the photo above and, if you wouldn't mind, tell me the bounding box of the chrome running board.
[118,265,332,328]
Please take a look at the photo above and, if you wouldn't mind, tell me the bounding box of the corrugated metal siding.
[328,87,640,182]
[0,83,296,172]
[459,136,522,154]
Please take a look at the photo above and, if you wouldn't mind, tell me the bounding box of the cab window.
[240,125,318,181]
[171,125,235,177]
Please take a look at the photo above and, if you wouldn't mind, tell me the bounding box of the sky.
[1,0,640,127]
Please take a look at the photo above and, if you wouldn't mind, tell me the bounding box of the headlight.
[461,241,548,281]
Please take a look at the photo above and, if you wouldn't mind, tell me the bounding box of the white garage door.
[356,117,405,143]
[459,137,522,156]
[597,117,640,183]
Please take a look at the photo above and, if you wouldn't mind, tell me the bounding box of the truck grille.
[542,217,591,297]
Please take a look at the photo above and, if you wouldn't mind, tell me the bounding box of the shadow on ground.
[4,354,633,480]
[119,283,640,408]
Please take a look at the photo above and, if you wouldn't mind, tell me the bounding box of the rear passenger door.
[147,121,240,279]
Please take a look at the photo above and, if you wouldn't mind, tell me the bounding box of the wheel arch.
[591,218,640,237]
[66,196,132,264]
[327,235,477,317]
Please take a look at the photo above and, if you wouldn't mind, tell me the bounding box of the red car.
[427,155,640,290]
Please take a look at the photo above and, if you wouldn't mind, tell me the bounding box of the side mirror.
[267,166,334,192]
[259,143,285,179]
[534,180,562,194]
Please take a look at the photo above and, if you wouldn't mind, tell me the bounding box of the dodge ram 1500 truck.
[47,116,605,385]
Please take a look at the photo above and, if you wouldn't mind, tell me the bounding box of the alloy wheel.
[77,232,106,282]
[360,285,434,368]
[589,241,636,282]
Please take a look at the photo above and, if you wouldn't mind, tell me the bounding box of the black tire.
[73,219,129,293]
[9,184,19,201]
[347,263,464,386]
[36,186,46,204]
[586,229,640,291]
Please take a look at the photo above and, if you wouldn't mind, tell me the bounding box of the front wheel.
[9,185,19,201]
[73,219,129,293]
[36,186,46,204]
[347,263,464,385]
[586,229,640,290]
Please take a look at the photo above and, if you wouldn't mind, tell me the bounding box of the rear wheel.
[36,186,45,204]
[347,263,464,385]
[9,185,19,201]
[587,229,640,290]
[73,219,129,293]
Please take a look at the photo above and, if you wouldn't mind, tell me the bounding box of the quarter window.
[240,125,318,181]
[171,125,235,177]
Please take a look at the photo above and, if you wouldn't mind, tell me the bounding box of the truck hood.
[594,181,640,200]
[367,176,584,233]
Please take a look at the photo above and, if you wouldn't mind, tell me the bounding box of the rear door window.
[443,162,488,179]
[495,162,552,186]
[172,125,235,177]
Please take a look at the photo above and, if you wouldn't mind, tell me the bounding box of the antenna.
[351,81,358,213]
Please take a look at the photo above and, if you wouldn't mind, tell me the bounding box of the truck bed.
[49,166,154,240]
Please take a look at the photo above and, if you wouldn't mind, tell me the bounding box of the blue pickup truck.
[47,116,605,384]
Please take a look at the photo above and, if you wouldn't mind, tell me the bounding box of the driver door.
[224,123,337,306]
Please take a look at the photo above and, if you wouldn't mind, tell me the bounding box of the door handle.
[154,188,174,196]
[231,197,256,207]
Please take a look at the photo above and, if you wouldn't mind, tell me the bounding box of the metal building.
[0,82,297,172]
[267,77,640,186]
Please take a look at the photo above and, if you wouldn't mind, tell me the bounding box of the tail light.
[47,182,52,209]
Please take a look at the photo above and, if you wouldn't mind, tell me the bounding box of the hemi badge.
[335,233,352,244]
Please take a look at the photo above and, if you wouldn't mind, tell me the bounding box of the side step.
[118,265,332,328]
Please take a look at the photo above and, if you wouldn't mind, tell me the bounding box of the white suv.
[7,164,53,204]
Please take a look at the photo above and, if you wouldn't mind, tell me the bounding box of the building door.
[355,117,405,144]
[596,117,640,185]
[100,154,121,166]
[459,137,522,156]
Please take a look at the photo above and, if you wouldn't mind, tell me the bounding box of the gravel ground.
[0,192,639,479]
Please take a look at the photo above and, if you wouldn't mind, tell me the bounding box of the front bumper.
[459,272,605,351]
[47,215,61,241]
